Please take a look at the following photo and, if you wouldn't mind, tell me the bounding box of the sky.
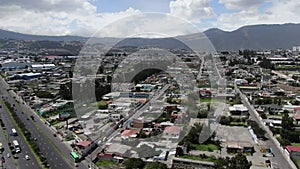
[0,0,299,37]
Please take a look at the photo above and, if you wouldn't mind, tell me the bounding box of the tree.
[175,147,184,157]
[215,153,251,169]
[281,113,294,131]
[230,153,252,169]
[124,158,145,169]
[144,162,167,169]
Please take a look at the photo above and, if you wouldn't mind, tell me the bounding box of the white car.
[15,148,21,153]
[25,155,30,160]
[7,153,10,158]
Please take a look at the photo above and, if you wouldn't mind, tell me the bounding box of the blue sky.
[0,0,299,36]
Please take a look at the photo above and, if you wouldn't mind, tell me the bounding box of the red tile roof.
[76,140,91,147]
[163,126,181,134]
[121,129,139,137]
[294,114,300,120]
[286,146,300,153]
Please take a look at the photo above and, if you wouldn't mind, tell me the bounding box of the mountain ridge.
[1,23,300,51]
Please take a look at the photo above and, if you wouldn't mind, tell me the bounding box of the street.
[237,87,297,169]
[0,77,87,169]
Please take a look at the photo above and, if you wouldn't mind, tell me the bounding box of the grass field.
[190,143,220,152]
[96,160,117,167]
[291,143,300,146]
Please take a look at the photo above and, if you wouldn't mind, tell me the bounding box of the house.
[162,126,181,140]
[105,143,131,157]
[229,104,249,116]
[132,118,152,129]
[121,129,139,139]
[285,146,300,160]
[226,141,254,154]
[294,107,300,124]
[75,140,97,157]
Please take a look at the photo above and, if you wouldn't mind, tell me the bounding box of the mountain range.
[1,23,300,51]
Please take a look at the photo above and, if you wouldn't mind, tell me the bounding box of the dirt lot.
[277,83,300,94]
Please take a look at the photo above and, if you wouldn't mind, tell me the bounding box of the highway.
[0,94,41,169]
[237,86,297,169]
[0,77,88,169]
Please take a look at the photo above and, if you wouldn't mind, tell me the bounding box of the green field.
[291,143,300,146]
[190,143,220,152]
[96,160,117,167]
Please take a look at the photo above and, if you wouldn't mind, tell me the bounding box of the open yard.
[190,143,220,152]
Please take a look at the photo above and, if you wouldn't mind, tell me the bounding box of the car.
[6,153,10,158]
[263,153,274,157]
[13,154,18,159]
[1,157,4,163]
[53,134,57,137]
[15,147,21,153]
[25,155,30,160]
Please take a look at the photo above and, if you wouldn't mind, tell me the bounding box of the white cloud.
[213,0,300,31]
[0,0,299,37]
[219,0,268,10]
[169,0,216,23]
[95,13,201,38]
[0,0,140,37]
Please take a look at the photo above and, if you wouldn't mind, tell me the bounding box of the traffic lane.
[5,95,85,169]
[264,138,288,169]
[0,100,41,169]
[241,98,293,169]
[1,79,85,169]
[12,96,86,169]
[1,109,41,169]
[11,105,73,169]
[0,110,16,169]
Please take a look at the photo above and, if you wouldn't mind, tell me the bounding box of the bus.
[70,152,80,162]
[12,128,17,136]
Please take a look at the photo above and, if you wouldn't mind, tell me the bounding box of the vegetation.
[124,158,145,169]
[247,120,266,139]
[35,90,55,99]
[179,123,220,151]
[59,78,111,101]
[96,160,117,167]
[144,162,167,169]
[219,116,248,127]
[189,143,219,152]
[97,100,108,109]
[181,154,218,162]
[259,57,275,70]
[215,152,252,169]
[278,112,300,146]
[123,158,167,169]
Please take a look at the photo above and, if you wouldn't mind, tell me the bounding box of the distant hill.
[203,23,300,51]
[0,29,87,42]
[1,23,300,51]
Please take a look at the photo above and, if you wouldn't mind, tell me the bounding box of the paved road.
[0,97,41,169]
[237,86,297,169]
[0,103,18,169]
[0,77,87,169]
